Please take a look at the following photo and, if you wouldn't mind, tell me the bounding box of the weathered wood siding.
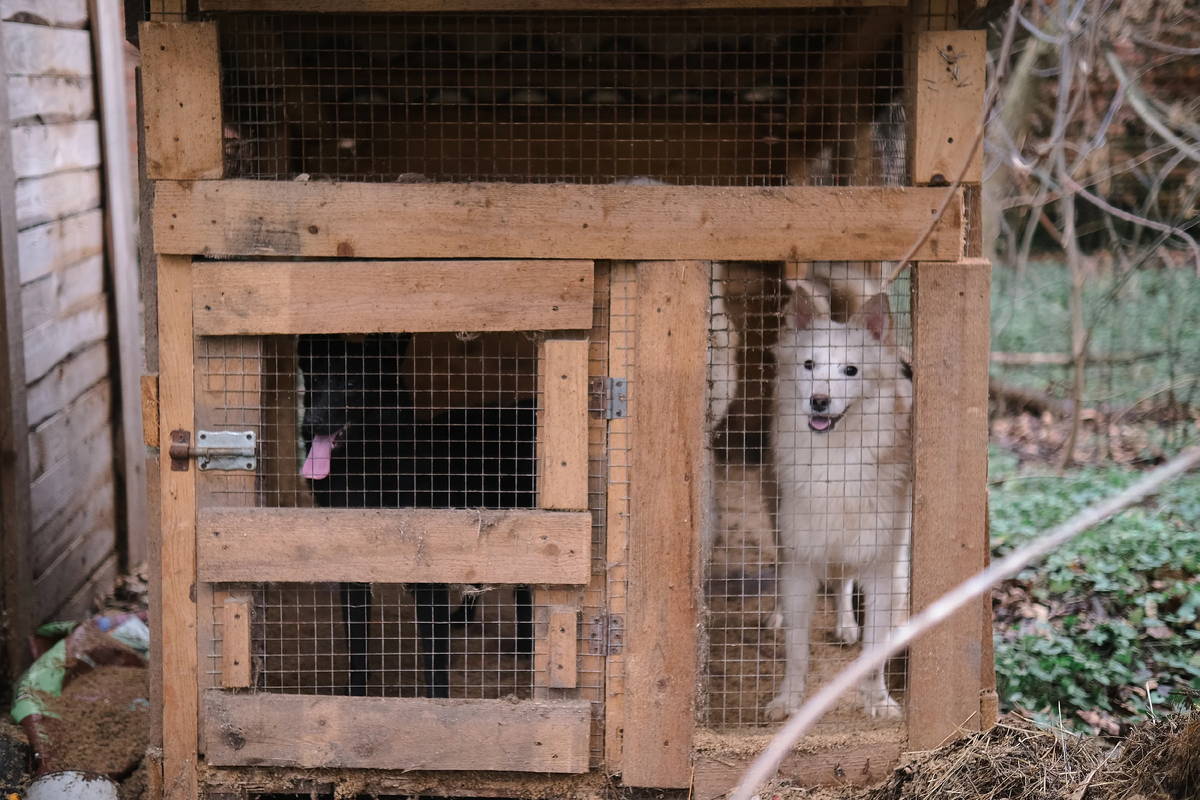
[6,0,119,622]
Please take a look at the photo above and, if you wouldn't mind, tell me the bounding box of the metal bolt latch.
[169,430,257,472]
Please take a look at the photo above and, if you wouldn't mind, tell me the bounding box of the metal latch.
[589,377,628,420]
[169,430,256,472]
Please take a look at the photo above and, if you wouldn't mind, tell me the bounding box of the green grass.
[988,445,1200,731]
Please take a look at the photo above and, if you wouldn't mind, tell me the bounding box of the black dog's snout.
[810,394,831,413]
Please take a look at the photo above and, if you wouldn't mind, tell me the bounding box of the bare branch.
[1103,49,1200,164]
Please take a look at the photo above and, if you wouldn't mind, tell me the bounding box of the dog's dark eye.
[803,360,814,371]
[843,366,858,377]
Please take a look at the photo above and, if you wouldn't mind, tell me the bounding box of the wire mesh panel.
[705,261,911,737]
[215,10,906,186]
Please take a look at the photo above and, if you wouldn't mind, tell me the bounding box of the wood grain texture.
[203,693,592,773]
[21,254,104,332]
[914,30,985,185]
[16,208,103,284]
[29,380,109,481]
[547,606,579,690]
[200,0,905,9]
[8,76,95,125]
[157,254,198,800]
[192,260,594,335]
[153,181,964,262]
[92,0,147,569]
[10,121,100,179]
[197,507,592,584]
[141,374,158,447]
[221,597,251,689]
[908,259,990,751]
[26,341,107,427]
[1,0,89,28]
[139,22,222,180]
[15,169,101,230]
[623,261,707,788]
[693,739,902,795]
[539,339,589,511]
[3,23,91,76]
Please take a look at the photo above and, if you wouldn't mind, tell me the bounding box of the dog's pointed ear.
[850,292,892,341]
[783,280,830,331]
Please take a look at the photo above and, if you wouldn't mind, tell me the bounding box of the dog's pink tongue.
[809,416,831,431]
[302,434,336,480]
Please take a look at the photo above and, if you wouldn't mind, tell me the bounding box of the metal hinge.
[589,377,628,420]
[587,614,624,656]
[169,430,257,472]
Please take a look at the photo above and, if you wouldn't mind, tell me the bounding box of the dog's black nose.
[811,394,830,413]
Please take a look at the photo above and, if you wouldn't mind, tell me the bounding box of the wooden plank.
[603,261,634,773]
[1,0,89,27]
[914,30,986,185]
[539,339,589,511]
[3,23,91,76]
[31,473,113,575]
[28,378,110,479]
[142,374,158,447]
[158,254,197,800]
[547,606,579,690]
[32,492,116,622]
[623,261,707,788]
[153,181,964,263]
[8,75,94,125]
[23,296,108,383]
[221,597,252,689]
[201,0,906,9]
[10,120,100,179]
[17,208,103,284]
[147,451,162,748]
[15,168,102,230]
[20,253,103,332]
[137,65,158,373]
[91,0,147,570]
[204,693,592,772]
[25,341,107,427]
[908,258,990,751]
[197,508,592,584]
[49,551,117,622]
[693,740,902,796]
[193,260,595,335]
[139,22,222,180]
[30,411,111,531]
[0,14,32,684]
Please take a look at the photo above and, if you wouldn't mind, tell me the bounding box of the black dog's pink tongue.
[809,416,831,431]
[301,434,336,480]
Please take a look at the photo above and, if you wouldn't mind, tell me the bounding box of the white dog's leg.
[766,560,818,721]
[859,566,902,719]
[890,537,911,630]
[835,578,860,644]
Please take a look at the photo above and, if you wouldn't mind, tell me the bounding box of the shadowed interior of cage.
[704,262,912,734]
[215,10,906,186]
[198,273,611,762]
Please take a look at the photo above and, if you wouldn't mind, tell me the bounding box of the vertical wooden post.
[158,254,197,800]
[0,16,33,684]
[622,261,707,789]
[221,596,252,689]
[92,0,148,570]
[908,258,990,750]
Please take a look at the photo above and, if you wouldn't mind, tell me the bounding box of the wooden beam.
[192,260,594,335]
[221,597,252,689]
[197,508,592,584]
[139,22,222,180]
[914,30,986,185]
[0,16,33,680]
[908,259,990,750]
[158,254,197,800]
[203,693,592,773]
[141,375,158,447]
[200,0,906,9]
[547,606,579,690]
[538,339,589,511]
[153,181,965,263]
[692,739,901,795]
[91,0,148,571]
[623,261,707,788]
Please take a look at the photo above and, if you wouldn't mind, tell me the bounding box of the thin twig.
[728,447,1200,800]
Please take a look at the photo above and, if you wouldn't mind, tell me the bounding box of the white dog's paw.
[834,613,860,644]
[861,689,903,720]
[766,680,805,722]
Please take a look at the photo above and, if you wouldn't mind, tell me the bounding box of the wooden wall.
[4,0,120,625]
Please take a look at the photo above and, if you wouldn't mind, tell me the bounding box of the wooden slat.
[539,339,589,511]
[1,0,90,28]
[32,474,113,575]
[153,181,964,262]
[29,381,110,481]
[23,297,108,383]
[623,261,706,788]
[30,417,112,531]
[8,76,95,125]
[21,254,103,332]
[203,693,592,773]
[15,168,101,230]
[92,0,148,570]
[25,341,107,427]
[221,597,251,689]
[147,450,162,749]
[908,259,990,751]
[3,23,92,76]
[158,254,197,800]
[693,740,902,795]
[200,0,905,9]
[141,375,158,447]
[193,260,595,335]
[10,120,100,179]
[547,606,578,690]
[139,22,222,180]
[17,208,103,285]
[914,30,986,185]
[197,507,592,584]
[32,493,115,622]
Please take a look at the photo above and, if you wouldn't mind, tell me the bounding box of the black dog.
[299,334,534,698]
